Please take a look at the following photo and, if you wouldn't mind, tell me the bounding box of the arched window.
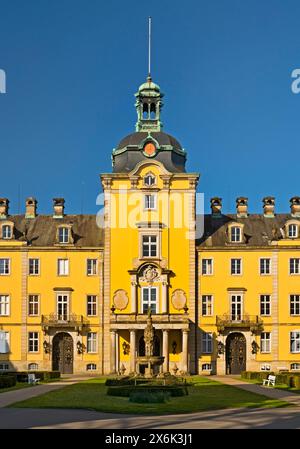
[230,226,242,243]
[2,225,12,239]
[86,363,97,371]
[28,363,38,371]
[144,173,156,187]
[288,224,298,238]
[142,103,149,119]
[150,103,156,119]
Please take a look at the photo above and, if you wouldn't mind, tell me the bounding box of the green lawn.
[0,382,34,394]
[8,376,288,415]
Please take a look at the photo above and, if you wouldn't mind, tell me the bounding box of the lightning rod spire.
[148,16,152,80]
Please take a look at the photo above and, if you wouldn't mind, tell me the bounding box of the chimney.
[0,198,9,218]
[210,197,222,217]
[53,198,65,218]
[263,197,275,217]
[236,197,248,218]
[290,197,300,217]
[25,197,37,219]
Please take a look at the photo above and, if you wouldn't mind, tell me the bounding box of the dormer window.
[230,226,242,243]
[144,173,156,187]
[2,225,12,240]
[58,227,69,244]
[288,224,298,238]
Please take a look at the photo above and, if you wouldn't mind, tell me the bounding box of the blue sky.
[0,0,300,215]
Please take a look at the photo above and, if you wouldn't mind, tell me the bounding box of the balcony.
[41,314,88,334]
[216,314,263,334]
[110,313,189,330]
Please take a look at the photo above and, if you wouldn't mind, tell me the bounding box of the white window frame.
[202,363,212,371]
[57,258,69,276]
[230,258,242,275]
[144,194,157,210]
[288,224,298,239]
[291,363,300,371]
[230,293,243,321]
[290,258,300,275]
[291,331,300,353]
[87,332,97,353]
[202,258,213,275]
[260,364,271,371]
[144,173,156,187]
[202,295,213,316]
[290,295,300,316]
[230,226,242,243]
[29,258,40,276]
[87,295,97,316]
[0,295,10,316]
[58,227,70,244]
[0,363,9,370]
[86,363,97,371]
[28,332,39,353]
[141,286,158,314]
[260,258,271,275]
[2,225,12,239]
[87,259,97,276]
[141,234,158,258]
[260,332,271,353]
[28,294,40,316]
[260,294,271,316]
[0,331,10,354]
[0,258,10,276]
[56,293,70,320]
[202,332,213,354]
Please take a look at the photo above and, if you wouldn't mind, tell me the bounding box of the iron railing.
[216,314,263,334]
[41,314,88,334]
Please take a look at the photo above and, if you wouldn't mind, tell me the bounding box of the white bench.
[28,373,40,385]
[262,374,276,387]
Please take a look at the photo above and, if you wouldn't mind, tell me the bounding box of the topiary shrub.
[0,375,16,388]
[129,391,171,403]
[107,385,188,398]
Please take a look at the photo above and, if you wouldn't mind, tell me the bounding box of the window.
[28,363,38,371]
[202,295,213,316]
[260,295,271,316]
[202,363,212,371]
[291,363,300,371]
[0,258,10,275]
[28,295,39,316]
[144,194,156,210]
[230,294,243,320]
[87,259,97,276]
[28,332,39,353]
[288,224,298,238]
[142,235,157,258]
[290,258,300,275]
[144,174,156,187]
[230,226,242,242]
[29,258,40,275]
[57,259,69,276]
[142,287,158,314]
[260,258,271,275]
[0,363,9,371]
[57,294,69,320]
[58,227,70,244]
[87,295,97,316]
[86,363,97,371]
[2,225,12,239]
[260,332,271,353]
[290,295,300,316]
[0,331,9,354]
[87,332,97,353]
[260,364,271,371]
[202,332,213,353]
[231,258,242,275]
[291,332,300,353]
[0,295,10,316]
[202,259,213,275]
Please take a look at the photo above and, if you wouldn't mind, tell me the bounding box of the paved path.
[0,375,92,408]
[1,406,300,429]
[210,375,300,406]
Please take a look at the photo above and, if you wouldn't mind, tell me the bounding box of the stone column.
[130,329,137,373]
[161,278,168,314]
[182,329,189,373]
[162,329,169,372]
[131,278,137,314]
[110,330,117,374]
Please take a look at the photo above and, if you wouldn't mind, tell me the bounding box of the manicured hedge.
[107,385,188,397]
[5,371,60,382]
[241,371,300,388]
[129,391,171,403]
[0,375,16,389]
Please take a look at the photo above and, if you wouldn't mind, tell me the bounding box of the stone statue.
[144,309,155,357]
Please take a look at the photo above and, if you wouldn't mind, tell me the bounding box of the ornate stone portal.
[137,310,164,377]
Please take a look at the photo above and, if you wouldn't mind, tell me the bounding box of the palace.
[1,75,300,376]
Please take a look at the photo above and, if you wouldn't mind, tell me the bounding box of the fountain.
[136,310,164,377]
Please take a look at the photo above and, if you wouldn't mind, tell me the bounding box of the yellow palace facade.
[1,76,300,376]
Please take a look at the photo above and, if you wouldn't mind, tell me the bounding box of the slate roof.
[4,215,104,247]
[196,214,300,248]
[115,132,183,151]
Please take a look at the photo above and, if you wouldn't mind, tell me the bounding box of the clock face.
[143,142,156,157]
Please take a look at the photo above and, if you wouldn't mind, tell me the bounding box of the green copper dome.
[138,76,161,93]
